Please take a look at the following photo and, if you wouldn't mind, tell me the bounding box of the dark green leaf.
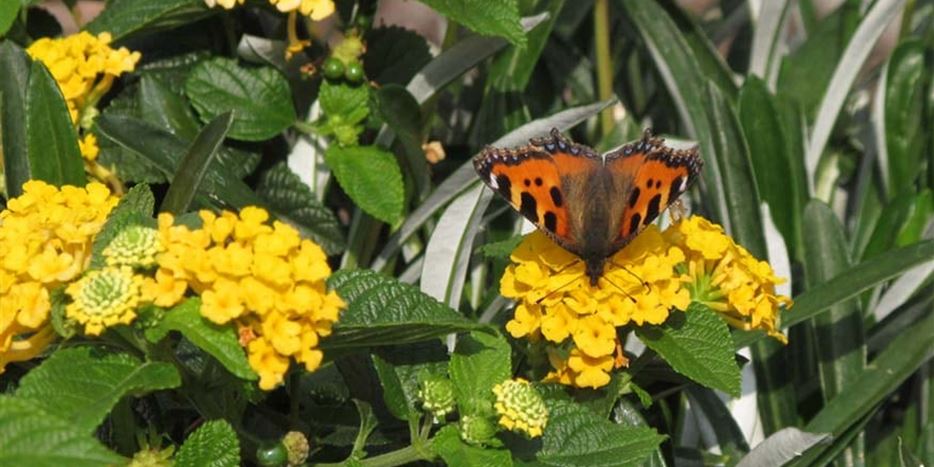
[372,354,416,420]
[16,347,181,433]
[0,42,31,197]
[185,58,296,141]
[364,27,431,85]
[325,145,404,224]
[160,112,234,214]
[432,425,512,467]
[372,85,430,196]
[85,0,211,42]
[256,162,345,255]
[883,40,926,193]
[174,419,240,467]
[0,397,124,467]
[25,61,85,187]
[144,298,256,381]
[450,331,511,415]
[372,341,449,421]
[419,0,526,47]
[776,7,849,117]
[636,304,741,396]
[325,270,481,349]
[536,399,665,466]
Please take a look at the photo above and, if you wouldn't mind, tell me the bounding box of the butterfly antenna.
[534,259,583,305]
[600,275,639,304]
[608,260,652,294]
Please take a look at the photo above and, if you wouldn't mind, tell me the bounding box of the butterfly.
[473,128,703,286]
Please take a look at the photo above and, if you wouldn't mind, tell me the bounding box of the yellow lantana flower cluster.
[204,0,335,20]
[500,216,790,389]
[153,207,344,390]
[492,378,548,438]
[27,32,141,162]
[664,216,791,343]
[0,180,119,373]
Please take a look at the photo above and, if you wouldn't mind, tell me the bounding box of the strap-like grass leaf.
[736,428,830,467]
[0,42,30,197]
[160,112,233,214]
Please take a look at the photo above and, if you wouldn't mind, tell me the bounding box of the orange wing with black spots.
[473,129,601,253]
[605,130,703,251]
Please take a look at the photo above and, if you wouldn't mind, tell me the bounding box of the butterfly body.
[474,128,702,285]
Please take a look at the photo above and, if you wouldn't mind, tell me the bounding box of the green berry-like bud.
[344,62,364,84]
[417,375,456,420]
[323,57,344,80]
[459,414,497,446]
[103,225,160,268]
[282,431,309,466]
[492,378,548,438]
[256,442,288,467]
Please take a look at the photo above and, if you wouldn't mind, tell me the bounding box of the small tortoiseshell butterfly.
[473,128,703,285]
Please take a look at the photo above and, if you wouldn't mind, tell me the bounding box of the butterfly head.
[584,257,605,286]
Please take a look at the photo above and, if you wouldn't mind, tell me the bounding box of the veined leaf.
[0,397,124,467]
[450,331,511,415]
[85,0,211,42]
[324,145,404,224]
[16,347,181,433]
[325,270,482,349]
[144,298,256,381]
[174,419,240,467]
[418,0,526,47]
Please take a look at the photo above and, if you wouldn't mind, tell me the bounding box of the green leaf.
[325,145,404,224]
[325,270,482,349]
[371,85,430,197]
[419,0,526,47]
[739,76,803,257]
[15,347,181,433]
[88,183,155,269]
[0,397,124,467]
[0,42,31,197]
[636,304,740,396]
[319,80,370,122]
[536,400,665,466]
[882,40,926,193]
[372,354,416,420]
[185,58,296,141]
[175,419,240,467]
[489,0,563,91]
[0,1,20,36]
[25,61,85,187]
[432,425,512,467]
[364,27,432,85]
[160,112,234,214]
[450,331,511,415]
[735,428,830,467]
[372,341,449,421]
[802,201,865,401]
[256,162,345,255]
[85,0,211,42]
[349,400,378,458]
[478,235,523,260]
[145,298,256,381]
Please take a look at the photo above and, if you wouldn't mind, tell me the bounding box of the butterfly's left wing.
[604,129,703,251]
[473,129,602,256]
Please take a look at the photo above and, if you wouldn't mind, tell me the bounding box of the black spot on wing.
[549,187,563,207]
[534,177,543,186]
[495,175,511,201]
[520,192,539,224]
[645,194,662,225]
[629,213,642,236]
[669,177,683,204]
[523,178,531,187]
[628,187,640,208]
[646,178,654,189]
[543,211,557,232]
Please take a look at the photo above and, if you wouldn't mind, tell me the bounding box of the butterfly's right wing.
[473,128,601,255]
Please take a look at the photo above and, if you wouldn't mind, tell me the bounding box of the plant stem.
[361,442,434,467]
[593,0,614,137]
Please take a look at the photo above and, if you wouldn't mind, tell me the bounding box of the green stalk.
[593,0,614,137]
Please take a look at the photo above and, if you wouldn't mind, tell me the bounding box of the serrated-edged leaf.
[0,397,125,467]
[257,162,345,255]
[325,145,404,224]
[736,428,830,467]
[636,304,740,396]
[16,347,180,432]
[432,425,512,467]
[325,270,481,348]
[161,112,234,214]
[25,61,85,187]
[364,27,431,85]
[185,58,296,141]
[536,399,665,466]
[144,298,256,380]
[0,42,31,197]
[419,0,525,47]
[85,0,211,42]
[450,331,511,415]
[175,419,240,467]
[88,184,155,269]
[319,80,370,123]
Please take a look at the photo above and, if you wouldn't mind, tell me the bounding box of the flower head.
[103,225,161,268]
[153,207,344,390]
[418,375,456,420]
[459,415,497,446]
[282,431,310,466]
[65,266,143,335]
[492,378,548,438]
